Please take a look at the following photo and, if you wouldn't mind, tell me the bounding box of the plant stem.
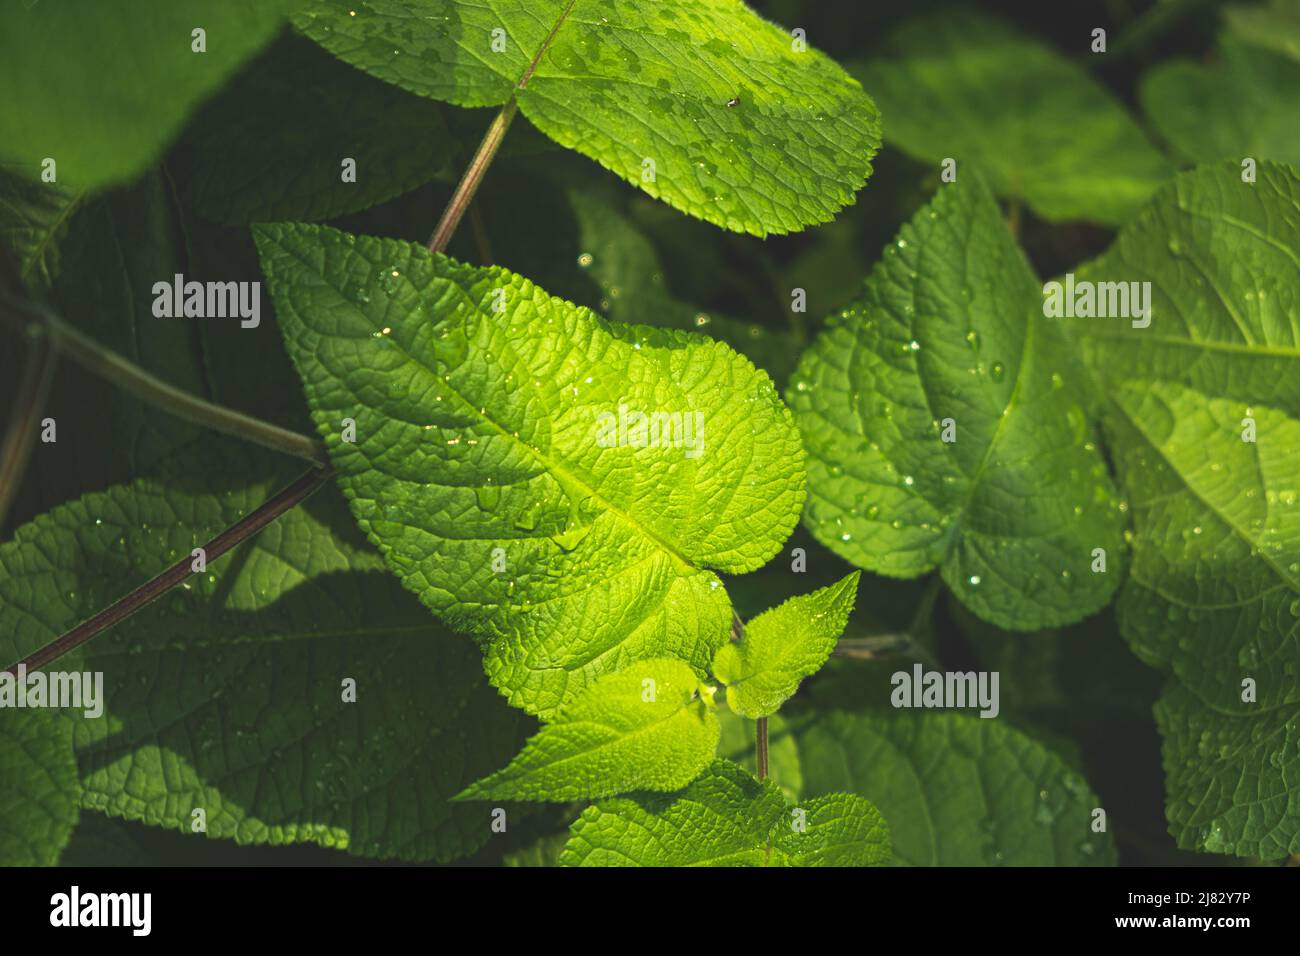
[0,295,328,468]
[756,716,769,780]
[0,328,57,530]
[427,100,519,255]
[426,0,579,256]
[1,465,333,676]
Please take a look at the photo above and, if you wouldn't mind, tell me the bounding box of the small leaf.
[294,0,882,236]
[457,658,718,801]
[853,10,1169,224]
[714,572,859,718]
[789,177,1125,630]
[559,759,889,867]
[255,222,805,717]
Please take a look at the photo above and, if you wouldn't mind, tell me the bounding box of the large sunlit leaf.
[789,177,1125,630]
[254,222,805,717]
[293,0,881,236]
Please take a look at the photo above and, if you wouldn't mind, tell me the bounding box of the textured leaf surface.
[789,178,1125,630]
[793,710,1116,866]
[458,658,718,800]
[1141,39,1300,168]
[294,0,881,235]
[0,445,527,862]
[0,0,294,193]
[559,759,889,866]
[172,33,455,224]
[1067,162,1300,858]
[854,11,1169,224]
[0,710,79,866]
[0,167,83,292]
[256,222,805,716]
[714,572,858,717]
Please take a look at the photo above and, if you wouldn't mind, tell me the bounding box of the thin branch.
[426,0,579,256]
[756,716,769,781]
[0,328,57,529]
[2,466,334,676]
[427,100,519,255]
[0,294,328,468]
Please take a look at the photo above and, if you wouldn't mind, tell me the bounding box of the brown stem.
[426,0,579,256]
[2,466,333,676]
[0,328,57,530]
[756,716,769,780]
[427,100,519,255]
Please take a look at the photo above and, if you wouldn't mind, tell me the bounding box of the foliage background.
[1,0,1295,866]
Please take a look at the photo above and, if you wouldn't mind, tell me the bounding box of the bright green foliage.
[790,178,1125,631]
[255,222,805,717]
[559,759,889,866]
[854,11,1169,224]
[293,0,882,236]
[1225,0,1300,62]
[0,710,79,866]
[714,572,859,717]
[0,0,295,193]
[172,34,455,224]
[1142,39,1300,168]
[458,658,717,800]
[0,445,527,863]
[1067,161,1300,858]
[792,710,1116,866]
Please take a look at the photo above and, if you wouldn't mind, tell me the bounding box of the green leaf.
[1156,683,1299,859]
[1141,39,1300,168]
[457,658,718,800]
[0,0,295,193]
[714,572,859,717]
[0,443,528,863]
[1225,0,1300,63]
[293,0,881,236]
[171,33,455,224]
[1065,161,1300,859]
[853,10,1169,224]
[792,710,1116,866]
[789,177,1126,630]
[559,759,889,866]
[0,167,84,292]
[255,222,805,716]
[0,710,79,866]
